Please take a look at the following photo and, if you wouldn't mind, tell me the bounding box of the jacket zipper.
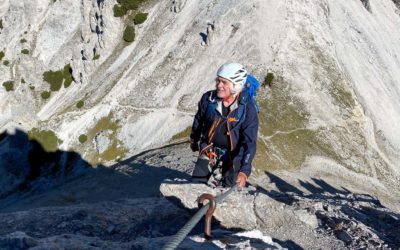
[226,107,238,151]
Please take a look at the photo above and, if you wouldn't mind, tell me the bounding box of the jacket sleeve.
[238,103,259,176]
[190,92,209,143]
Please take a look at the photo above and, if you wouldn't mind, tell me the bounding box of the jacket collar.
[215,91,243,115]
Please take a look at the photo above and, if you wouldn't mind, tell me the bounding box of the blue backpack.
[244,75,260,113]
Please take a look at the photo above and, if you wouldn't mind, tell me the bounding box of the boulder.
[160,181,258,230]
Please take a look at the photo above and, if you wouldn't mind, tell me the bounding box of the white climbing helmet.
[217,63,248,94]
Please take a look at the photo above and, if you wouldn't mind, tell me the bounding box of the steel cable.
[161,185,237,250]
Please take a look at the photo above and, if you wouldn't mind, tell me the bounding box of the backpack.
[244,75,260,113]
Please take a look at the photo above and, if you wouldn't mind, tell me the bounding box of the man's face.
[215,77,233,99]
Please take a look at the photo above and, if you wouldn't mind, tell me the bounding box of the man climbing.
[190,63,259,189]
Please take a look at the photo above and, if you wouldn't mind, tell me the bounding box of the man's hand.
[190,140,199,152]
[236,172,248,189]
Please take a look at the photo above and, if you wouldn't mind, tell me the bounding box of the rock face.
[94,130,111,154]
[1,1,400,201]
[1,0,400,249]
[0,143,399,249]
[160,180,400,250]
[161,182,259,230]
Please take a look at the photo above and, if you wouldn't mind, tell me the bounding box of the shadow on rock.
[258,171,400,249]
[0,129,191,213]
[272,238,304,250]
[0,129,90,207]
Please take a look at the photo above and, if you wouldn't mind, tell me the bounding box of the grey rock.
[336,230,352,243]
[293,209,319,229]
[0,231,38,249]
[160,182,258,230]
[94,130,111,154]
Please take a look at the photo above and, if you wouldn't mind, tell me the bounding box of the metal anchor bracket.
[197,193,216,240]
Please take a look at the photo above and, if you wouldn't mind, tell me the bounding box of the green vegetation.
[2,81,14,91]
[309,42,356,111]
[113,0,149,43]
[0,51,4,61]
[79,134,87,143]
[29,85,35,90]
[117,0,140,10]
[114,0,149,18]
[21,78,25,83]
[87,114,127,165]
[28,128,62,152]
[252,75,344,172]
[76,100,84,109]
[93,54,100,60]
[63,64,73,88]
[170,126,191,141]
[21,49,29,54]
[43,64,74,91]
[113,4,127,17]
[0,19,3,29]
[43,70,63,91]
[3,60,9,66]
[123,25,135,42]
[41,91,51,99]
[133,12,148,25]
[20,38,27,43]
[264,73,274,87]
[258,79,309,137]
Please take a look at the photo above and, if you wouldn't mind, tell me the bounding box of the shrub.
[41,91,51,99]
[264,72,274,87]
[63,64,72,75]
[123,25,135,42]
[21,78,25,83]
[28,128,62,152]
[113,4,127,17]
[21,49,29,54]
[20,38,27,43]
[43,64,74,90]
[170,126,191,141]
[2,81,14,91]
[93,54,100,60]
[118,0,140,10]
[64,77,72,88]
[43,70,63,91]
[133,12,148,25]
[78,134,87,143]
[76,100,84,109]
[29,85,35,90]
[0,51,4,61]
[0,19,3,29]
[3,60,9,66]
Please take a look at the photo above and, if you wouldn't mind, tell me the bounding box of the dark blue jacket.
[190,90,259,176]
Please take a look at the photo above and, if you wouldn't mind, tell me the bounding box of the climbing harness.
[205,147,228,187]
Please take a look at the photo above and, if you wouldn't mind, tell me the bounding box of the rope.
[161,185,237,250]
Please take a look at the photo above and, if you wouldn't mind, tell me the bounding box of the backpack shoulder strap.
[205,91,218,120]
[234,91,249,122]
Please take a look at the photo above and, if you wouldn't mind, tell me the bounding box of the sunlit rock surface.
[1,0,400,249]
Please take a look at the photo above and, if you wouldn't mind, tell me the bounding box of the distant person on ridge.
[189,63,259,189]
